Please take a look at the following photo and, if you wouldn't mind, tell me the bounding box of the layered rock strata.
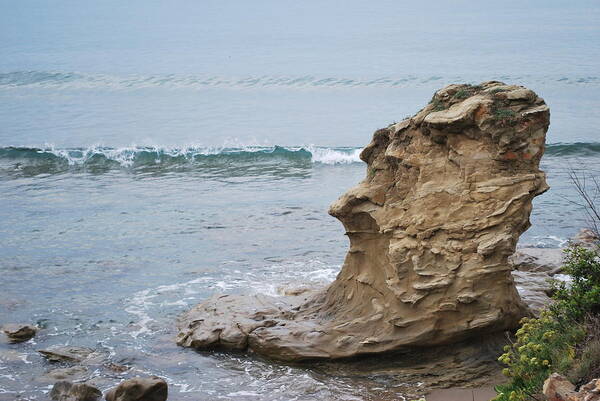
[177,81,550,361]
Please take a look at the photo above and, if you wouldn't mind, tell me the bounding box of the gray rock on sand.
[2,323,37,343]
[38,346,95,363]
[50,381,101,401]
[105,377,168,401]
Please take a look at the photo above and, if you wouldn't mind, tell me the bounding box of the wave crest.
[0,145,363,174]
[0,142,597,177]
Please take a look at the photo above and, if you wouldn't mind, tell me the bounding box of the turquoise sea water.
[1,1,599,400]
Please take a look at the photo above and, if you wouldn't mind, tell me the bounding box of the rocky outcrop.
[50,381,101,401]
[2,323,37,343]
[177,81,550,361]
[543,373,600,401]
[105,377,168,401]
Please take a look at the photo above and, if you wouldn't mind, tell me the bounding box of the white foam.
[308,146,363,165]
[5,142,368,170]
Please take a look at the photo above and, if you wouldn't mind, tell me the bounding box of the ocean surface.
[1,1,600,400]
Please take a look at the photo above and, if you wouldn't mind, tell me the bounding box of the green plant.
[553,246,600,318]
[569,326,600,385]
[453,89,470,99]
[493,243,600,401]
[431,99,446,112]
[494,108,516,120]
[493,310,585,401]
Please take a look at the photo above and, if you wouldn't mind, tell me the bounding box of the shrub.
[553,246,600,318]
[493,244,600,401]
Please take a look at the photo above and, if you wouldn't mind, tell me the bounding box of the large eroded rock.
[177,82,550,361]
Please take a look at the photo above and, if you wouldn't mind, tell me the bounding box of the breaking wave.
[0,145,362,174]
[0,142,597,176]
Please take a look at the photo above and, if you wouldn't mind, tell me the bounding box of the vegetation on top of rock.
[430,98,446,111]
[493,108,517,120]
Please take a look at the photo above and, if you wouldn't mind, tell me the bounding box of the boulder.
[38,346,95,363]
[580,378,600,400]
[50,381,101,401]
[2,323,37,343]
[105,377,168,401]
[177,82,550,361]
[543,374,600,401]
[509,247,564,274]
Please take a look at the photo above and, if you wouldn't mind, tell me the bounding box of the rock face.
[177,82,550,361]
[2,323,37,343]
[50,381,101,401]
[105,377,168,401]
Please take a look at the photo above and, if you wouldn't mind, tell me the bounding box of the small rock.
[574,228,599,245]
[277,285,312,296]
[40,366,89,383]
[50,380,101,401]
[2,323,37,343]
[104,362,130,373]
[105,376,168,401]
[580,378,600,400]
[38,346,95,363]
[543,373,577,401]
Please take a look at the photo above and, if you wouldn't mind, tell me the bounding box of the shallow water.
[1,1,600,399]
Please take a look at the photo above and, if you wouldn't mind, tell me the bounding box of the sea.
[1,1,599,400]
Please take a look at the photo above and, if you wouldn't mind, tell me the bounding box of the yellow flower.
[502,368,511,377]
[542,360,550,366]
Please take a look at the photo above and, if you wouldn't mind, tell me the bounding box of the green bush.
[493,244,600,401]
[553,246,600,318]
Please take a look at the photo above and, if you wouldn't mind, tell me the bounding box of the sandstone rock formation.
[177,81,550,361]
